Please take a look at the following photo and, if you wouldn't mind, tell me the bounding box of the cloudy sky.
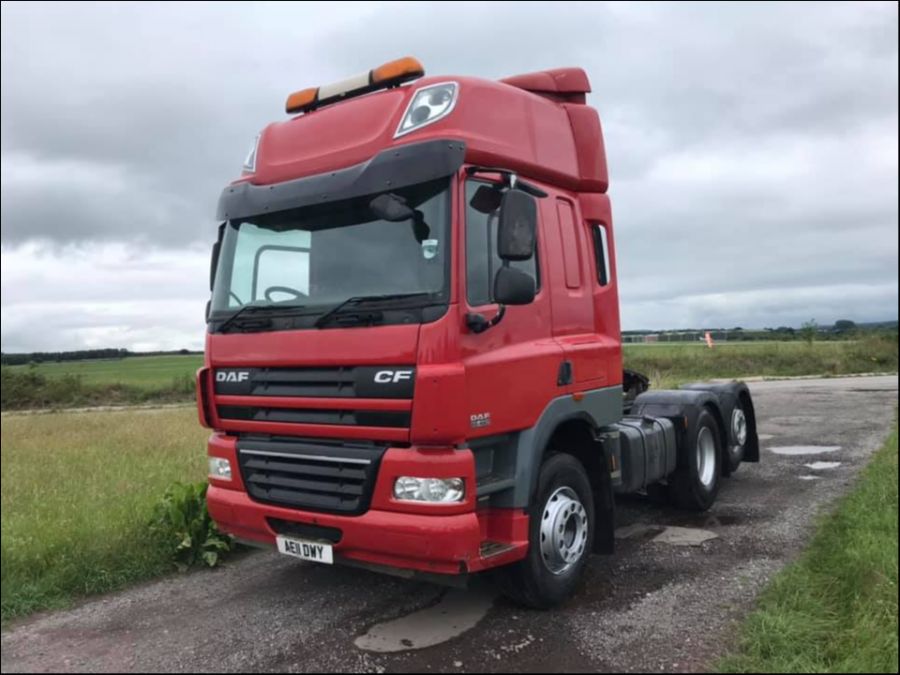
[1,1,897,352]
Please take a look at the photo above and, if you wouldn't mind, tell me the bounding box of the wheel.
[667,408,721,511]
[725,401,749,474]
[495,454,594,609]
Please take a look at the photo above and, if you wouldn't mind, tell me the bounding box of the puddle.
[804,461,842,470]
[769,445,841,456]
[798,474,821,481]
[652,526,718,546]
[354,587,495,653]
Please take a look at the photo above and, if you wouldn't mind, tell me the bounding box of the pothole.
[354,587,495,653]
[769,445,841,456]
[804,461,842,470]
[615,524,664,540]
[652,526,718,546]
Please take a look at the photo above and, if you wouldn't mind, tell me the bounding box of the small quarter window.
[592,224,611,286]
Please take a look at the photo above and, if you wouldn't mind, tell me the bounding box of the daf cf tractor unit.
[198,57,759,608]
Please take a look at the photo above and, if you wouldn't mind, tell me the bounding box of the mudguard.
[680,382,760,463]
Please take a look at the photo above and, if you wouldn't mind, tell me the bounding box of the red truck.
[199,57,759,608]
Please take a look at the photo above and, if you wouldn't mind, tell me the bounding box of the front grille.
[237,436,386,514]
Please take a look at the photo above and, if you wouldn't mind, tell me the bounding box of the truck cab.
[200,58,758,607]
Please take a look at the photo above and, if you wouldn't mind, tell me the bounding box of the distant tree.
[800,319,818,346]
[833,319,857,334]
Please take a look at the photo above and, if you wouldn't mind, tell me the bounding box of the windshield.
[210,178,450,325]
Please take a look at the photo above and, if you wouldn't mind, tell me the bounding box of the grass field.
[719,419,899,673]
[624,336,898,389]
[0,407,208,621]
[8,354,204,388]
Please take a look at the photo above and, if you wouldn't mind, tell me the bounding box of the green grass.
[625,335,898,389]
[8,355,203,389]
[1,359,200,410]
[0,407,209,621]
[718,419,899,673]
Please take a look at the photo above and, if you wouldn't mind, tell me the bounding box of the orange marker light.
[372,56,425,84]
[285,87,319,114]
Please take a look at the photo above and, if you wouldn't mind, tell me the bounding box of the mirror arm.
[464,166,548,198]
[465,305,506,334]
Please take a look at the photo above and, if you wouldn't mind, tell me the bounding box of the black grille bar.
[214,366,415,399]
[218,406,410,428]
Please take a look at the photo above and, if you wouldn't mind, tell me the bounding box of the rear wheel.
[668,408,721,511]
[495,453,594,609]
[725,401,749,473]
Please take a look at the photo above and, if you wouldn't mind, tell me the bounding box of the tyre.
[667,408,721,511]
[725,400,749,474]
[495,453,594,609]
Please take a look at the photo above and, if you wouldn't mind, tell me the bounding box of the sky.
[1,1,897,352]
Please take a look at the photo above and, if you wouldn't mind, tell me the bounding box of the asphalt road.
[2,375,897,673]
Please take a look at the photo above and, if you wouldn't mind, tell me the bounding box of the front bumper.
[207,433,528,576]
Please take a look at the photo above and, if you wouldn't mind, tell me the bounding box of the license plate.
[276,535,334,565]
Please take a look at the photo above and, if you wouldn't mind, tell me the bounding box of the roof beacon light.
[285,56,425,115]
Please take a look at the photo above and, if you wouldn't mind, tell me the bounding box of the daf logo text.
[217,371,250,383]
[374,370,413,384]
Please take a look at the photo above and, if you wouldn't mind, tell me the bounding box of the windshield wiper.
[216,304,308,333]
[314,292,435,328]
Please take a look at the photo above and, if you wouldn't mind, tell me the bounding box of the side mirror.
[497,189,537,261]
[369,193,414,222]
[494,266,535,305]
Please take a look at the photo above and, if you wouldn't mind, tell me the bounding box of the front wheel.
[495,454,594,609]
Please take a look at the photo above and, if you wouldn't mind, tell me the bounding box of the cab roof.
[242,65,607,194]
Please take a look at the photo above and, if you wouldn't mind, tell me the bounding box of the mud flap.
[592,434,616,554]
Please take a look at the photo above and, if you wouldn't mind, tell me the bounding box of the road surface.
[2,375,897,673]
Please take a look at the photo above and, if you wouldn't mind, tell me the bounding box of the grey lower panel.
[475,386,623,509]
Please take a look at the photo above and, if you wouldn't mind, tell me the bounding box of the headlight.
[394,82,458,138]
[208,457,232,481]
[242,134,260,173]
[393,476,465,503]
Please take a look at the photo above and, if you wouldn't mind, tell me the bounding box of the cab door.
[458,177,563,439]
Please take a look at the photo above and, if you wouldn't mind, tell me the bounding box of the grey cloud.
[1,1,897,347]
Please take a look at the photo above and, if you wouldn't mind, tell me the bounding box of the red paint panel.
[208,323,419,367]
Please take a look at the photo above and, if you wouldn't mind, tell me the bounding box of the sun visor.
[217,139,465,221]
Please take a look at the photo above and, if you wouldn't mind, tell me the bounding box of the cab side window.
[465,180,539,306]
